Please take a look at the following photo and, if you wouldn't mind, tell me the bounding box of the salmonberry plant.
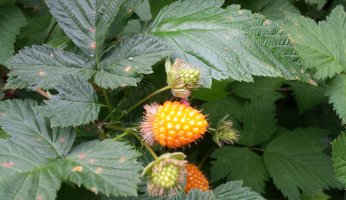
[1,0,346,199]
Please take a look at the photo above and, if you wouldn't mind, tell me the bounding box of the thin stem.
[249,147,264,152]
[36,89,50,99]
[115,85,171,121]
[198,148,213,169]
[131,132,158,160]
[44,22,57,43]
[102,89,115,121]
[112,130,131,141]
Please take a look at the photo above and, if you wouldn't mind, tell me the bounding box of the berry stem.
[115,85,171,121]
[198,148,213,169]
[44,21,57,43]
[36,89,50,99]
[102,89,115,121]
[112,129,131,141]
[249,147,264,152]
[131,132,158,160]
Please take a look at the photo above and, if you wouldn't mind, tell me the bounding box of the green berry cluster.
[179,69,200,86]
[152,164,179,188]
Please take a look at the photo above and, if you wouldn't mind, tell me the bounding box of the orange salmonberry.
[184,163,209,193]
[140,101,208,148]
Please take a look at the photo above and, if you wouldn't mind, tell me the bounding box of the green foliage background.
[1,0,346,199]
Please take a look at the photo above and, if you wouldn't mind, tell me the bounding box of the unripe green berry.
[151,164,179,188]
[179,69,200,86]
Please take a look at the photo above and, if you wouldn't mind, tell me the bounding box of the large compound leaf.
[0,3,26,65]
[0,141,61,200]
[6,45,95,89]
[211,147,268,193]
[264,128,340,200]
[94,34,172,89]
[37,75,101,127]
[326,74,346,124]
[0,99,76,158]
[238,94,279,146]
[332,133,346,187]
[149,0,308,87]
[280,6,346,80]
[213,181,265,200]
[57,140,142,197]
[46,0,126,57]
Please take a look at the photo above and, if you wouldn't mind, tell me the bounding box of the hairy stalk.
[115,85,171,121]
[102,89,115,121]
[36,89,50,99]
[44,21,57,43]
[131,132,158,160]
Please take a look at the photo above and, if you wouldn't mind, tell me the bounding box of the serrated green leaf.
[148,0,176,18]
[211,147,268,193]
[0,99,76,158]
[6,45,95,89]
[108,0,142,38]
[238,94,279,146]
[135,0,152,21]
[289,81,327,113]
[0,3,26,64]
[326,74,346,124]
[305,0,327,10]
[280,6,346,79]
[332,133,346,187]
[3,74,28,90]
[36,75,101,127]
[213,181,265,200]
[0,140,61,200]
[57,139,142,197]
[264,128,340,200]
[230,0,300,20]
[192,79,232,101]
[200,96,245,124]
[231,77,284,99]
[186,190,214,200]
[94,34,172,89]
[149,0,309,87]
[46,0,126,58]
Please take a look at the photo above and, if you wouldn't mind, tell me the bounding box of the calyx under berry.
[142,152,187,197]
[212,115,239,147]
[165,58,201,99]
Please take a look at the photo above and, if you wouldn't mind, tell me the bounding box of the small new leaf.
[36,75,101,127]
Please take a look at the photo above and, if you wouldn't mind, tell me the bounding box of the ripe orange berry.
[141,101,208,148]
[184,163,209,193]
